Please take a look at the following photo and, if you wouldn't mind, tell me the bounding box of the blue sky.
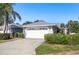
[13,3,79,24]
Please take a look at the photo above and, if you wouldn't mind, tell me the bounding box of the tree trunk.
[3,15,6,33]
[3,11,8,34]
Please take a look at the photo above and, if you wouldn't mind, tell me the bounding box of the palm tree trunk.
[3,15,6,33]
[3,11,8,34]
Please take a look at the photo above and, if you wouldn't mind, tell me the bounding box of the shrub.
[14,32,24,38]
[68,34,79,45]
[0,33,11,40]
[44,33,79,45]
[44,33,68,44]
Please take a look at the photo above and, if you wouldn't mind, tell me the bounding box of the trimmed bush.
[44,33,79,45]
[14,32,24,38]
[45,33,68,44]
[0,33,11,40]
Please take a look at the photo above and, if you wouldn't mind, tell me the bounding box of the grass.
[0,38,20,43]
[0,40,9,43]
[35,43,79,55]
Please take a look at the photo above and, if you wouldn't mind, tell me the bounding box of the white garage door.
[24,30,51,39]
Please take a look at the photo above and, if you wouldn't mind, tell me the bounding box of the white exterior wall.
[24,28,53,39]
[0,29,11,33]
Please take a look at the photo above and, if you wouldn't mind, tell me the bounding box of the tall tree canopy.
[23,20,45,25]
[0,3,21,33]
[34,20,45,22]
[66,20,79,33]
[23,21,32,25]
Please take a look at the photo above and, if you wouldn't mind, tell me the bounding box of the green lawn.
[0,38,19,43]
[35,43,79,55]
[0,40,9,43]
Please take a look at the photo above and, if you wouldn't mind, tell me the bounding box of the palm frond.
[12,10,21,21]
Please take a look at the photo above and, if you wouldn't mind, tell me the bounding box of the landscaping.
[0,33,11,43]
[0,39,17,43]
[36,43,79,55]
[0,33,24,44]
[13,32,24,38]
[35,33,79,55]
[44,33,79,45]
[0,33,11,40]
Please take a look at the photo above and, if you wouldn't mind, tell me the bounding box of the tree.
[0,17,4,26]
[16,23,20,25]
[23,20,46,25]
[66,20,79,33]
[34,20,45,22]
[0,3,21,33]
[23,21,32,25]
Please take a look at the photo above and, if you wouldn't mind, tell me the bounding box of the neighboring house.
[0,23,23,34]
[22,21,62,39]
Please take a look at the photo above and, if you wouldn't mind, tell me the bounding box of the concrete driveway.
[0,39,44,55]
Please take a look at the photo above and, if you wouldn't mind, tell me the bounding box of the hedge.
[44,33,79,45]
[14,32,24,38]
[0,33,11,40]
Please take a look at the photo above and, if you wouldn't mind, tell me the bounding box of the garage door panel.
[25,30,50,38]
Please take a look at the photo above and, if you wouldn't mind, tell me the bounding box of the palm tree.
[0,17,4,26]
[0,3,21,33]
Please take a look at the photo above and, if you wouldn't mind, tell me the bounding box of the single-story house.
[22,21,67,39]
[0,23,23,34]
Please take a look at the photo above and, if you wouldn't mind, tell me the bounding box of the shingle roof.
[22,21,61,28]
